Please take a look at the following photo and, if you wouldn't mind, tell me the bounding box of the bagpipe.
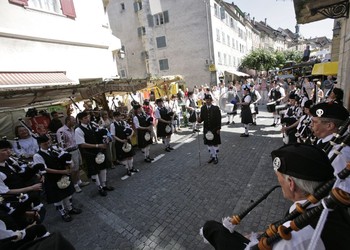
[90,121,113,144]
[218,118,350,250]
[295,116,316,144]
[0,193,30,215]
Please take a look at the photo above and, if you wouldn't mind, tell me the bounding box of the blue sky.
[226,0,334,39]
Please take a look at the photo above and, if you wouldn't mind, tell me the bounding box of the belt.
[66,146,79,152]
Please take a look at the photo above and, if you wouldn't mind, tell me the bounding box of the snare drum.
[266,102,276,113]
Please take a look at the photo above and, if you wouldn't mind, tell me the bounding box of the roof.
[0,72,77,89]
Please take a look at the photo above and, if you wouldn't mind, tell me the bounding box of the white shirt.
[74,124,89,145]
[12,137,39,158]
[0,163,9,193]
[272,201,325,250]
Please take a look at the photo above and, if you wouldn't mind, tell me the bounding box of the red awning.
[0,72,76,89]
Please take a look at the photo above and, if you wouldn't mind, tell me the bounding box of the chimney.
[264,18,267,26]
[295,24,300,34]
[253,17,255,25]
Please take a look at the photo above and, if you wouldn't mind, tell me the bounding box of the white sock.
[91,174,101,187]
[213,146,219,158]
[98,169,107,187]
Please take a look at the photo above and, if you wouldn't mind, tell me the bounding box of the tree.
[240,49,302,72]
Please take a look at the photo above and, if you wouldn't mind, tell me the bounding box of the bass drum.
[266,102,276,113]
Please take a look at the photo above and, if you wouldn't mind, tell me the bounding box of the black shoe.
[213,157,219,164]
[144,158,152,163]
[231,121,235,124]
[130,168,139,173]
[127,169,132,176]
[103,186,114,191]
[252,122,257,126]
[271,123,276,127]
[165,147,171,152]
[226,122,230,125]
[61,212,73,222]
[147,156,154,161]
[68,207,82,215]
[98,188,107,197]
[207,158,215,163]
[168,146,174,150]
[240,133,249,137]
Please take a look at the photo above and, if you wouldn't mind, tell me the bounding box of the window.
[216,29,220,42]
[232,38,235,49]
[218,52,222,65]
[230,18,234,28]
[223,53,227,66]
[154,11,169,26]
[133,1,142,12]
[26,0,76,18]
[137,26,146,36]
[120,69,126,78]
[214,3,219,17]
[159,59,169,71]
[121,3,125,10]
[228,55,232,67]
[222,32,225,45]
[156,36,166,48]
[227,35,230,47]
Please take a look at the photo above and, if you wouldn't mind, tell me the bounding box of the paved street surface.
[43,106,291,250]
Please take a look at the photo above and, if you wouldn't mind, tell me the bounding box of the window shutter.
[164,11,169,23]
[133,2,138,12]
[147,14,154,27]
[8,0,28,6]
[137,27,142,37]
[60,0,76,19]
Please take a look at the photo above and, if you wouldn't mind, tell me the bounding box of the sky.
[226,0,334,39]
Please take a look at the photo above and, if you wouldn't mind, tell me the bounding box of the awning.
[311,61,338,76]
[0,72,77,89]
[225,70,250,77]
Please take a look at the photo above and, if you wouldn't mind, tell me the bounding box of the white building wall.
[0,0,120,82]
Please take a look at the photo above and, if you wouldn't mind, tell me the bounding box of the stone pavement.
[43,106,291,250]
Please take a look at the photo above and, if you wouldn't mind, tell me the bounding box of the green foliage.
[240,49,302,71]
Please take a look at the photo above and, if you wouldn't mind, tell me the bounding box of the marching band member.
[292,100,314,144]
[268,81,285,126]
[111,111,138,176]
[238,87,253,137]
[201,144,350,250]
[225,85,239,125]
[310,102,350,192]
[154,98,174,152]
[33,135,81,222]
[0,140,45,228]
[280,93,302,144]
[186,92,200,133]
[249,83,261,126]
[132,105,154,163]
[57,116,89,193]
[75,111,114,197]
[12,125,39,160]
[197,94,221,164]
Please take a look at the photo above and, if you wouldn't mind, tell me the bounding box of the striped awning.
[0,72,77,89]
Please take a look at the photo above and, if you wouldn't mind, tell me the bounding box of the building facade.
[0,0,120,85]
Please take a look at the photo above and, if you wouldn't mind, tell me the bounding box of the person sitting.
[201,144,350,250]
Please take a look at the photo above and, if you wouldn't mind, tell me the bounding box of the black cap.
[271,144,334,182]
[289,93,296,100]
[204,94,212,100]
[0,140,12,149]
[133,104,141,110]
[36,135,50,144]
[310,102,349,121]
[304,100,313,109]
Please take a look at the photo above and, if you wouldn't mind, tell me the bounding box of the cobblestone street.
[44,107,291,250]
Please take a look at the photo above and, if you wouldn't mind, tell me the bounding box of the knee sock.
[54,202,66,215]
[128,158,134,169]
[207,146,214,158]
[91,174,101,187]
[213,146,219,158]
[244,124,249,134]
[62,196,72,211]
[99,169,107,187]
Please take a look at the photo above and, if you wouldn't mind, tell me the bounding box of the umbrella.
[311,61,338,76]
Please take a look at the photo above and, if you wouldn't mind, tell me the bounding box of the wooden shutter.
[163,11,169,23]
[133,2,138,12]
[60,0,76,19]
[147,14,154,27]
[8,0,28,6]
